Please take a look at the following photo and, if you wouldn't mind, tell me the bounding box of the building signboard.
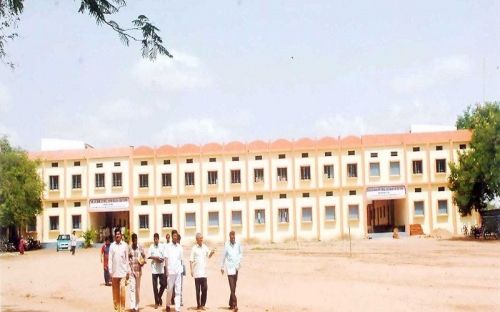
[366,186,406,199]
[88,197,129,212]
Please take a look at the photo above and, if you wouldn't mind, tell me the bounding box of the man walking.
[70,230,77,255]
[190,233,215,310]
[149,233,165,309]
[165,231,184,312]
[108,229,130,312]
[221,231,242,312]
[129,233,145,312]
[101,236,112,286]
[160,232,172,302]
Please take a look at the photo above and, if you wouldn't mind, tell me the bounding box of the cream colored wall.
[295,197,318,241]
[318,194,341,240]
[363,147,405,186]
[317,151,340,189]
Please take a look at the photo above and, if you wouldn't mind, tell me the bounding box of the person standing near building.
[221,231,242,312]
[190,233,215,310]
[149,233,165,309]
[108,229,130,312]
[70,230,77,255]
[129,233,146,312]
[165,231,184,312]
[101,236,112,286]
[160,232,172,302]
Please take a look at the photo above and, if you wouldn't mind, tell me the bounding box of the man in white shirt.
[70,231,77,255]
[165,232,184,312]
[190,233,215,310]
[161,232,172,299]
[108,229,130,312]
[149,233,165,309]
[221,231,242,312]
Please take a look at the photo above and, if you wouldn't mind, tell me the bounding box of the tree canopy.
[449,102,500,216]
[0,0,172,68]
[0,137,44,230]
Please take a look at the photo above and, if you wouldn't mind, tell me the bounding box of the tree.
[0,136,44,234]
[449,102,500,216]
[0,0,172,68]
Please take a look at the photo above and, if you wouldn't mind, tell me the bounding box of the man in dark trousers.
[190,233,215,310]
[221,231,242,312]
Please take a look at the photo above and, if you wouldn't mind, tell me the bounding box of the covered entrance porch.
[366,186,408,234]
[88,197,130,243]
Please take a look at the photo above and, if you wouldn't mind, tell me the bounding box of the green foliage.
[449,102,500,216]
[0,137,44,229]
[81,228,97,248]
[122,227,130,244]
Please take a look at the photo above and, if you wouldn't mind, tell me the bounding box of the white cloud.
[0,124,20,144]
[391,55,472,94]
[154,118,230,145]
[0,85,10,114]
[134,51,211,91]
[315,114,367,137]
[97,98,151,121]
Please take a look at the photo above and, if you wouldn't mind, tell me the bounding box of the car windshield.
[58,235,70,240]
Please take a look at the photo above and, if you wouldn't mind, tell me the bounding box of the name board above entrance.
[89,197,129,212]
[366,186,406,200]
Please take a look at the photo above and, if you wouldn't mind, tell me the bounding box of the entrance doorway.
[89,211,129,243]
[367,199,406,233]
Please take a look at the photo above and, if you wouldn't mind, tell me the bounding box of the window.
[255,155,263,160]
[232,211,242,225]
[74,161,80,166]
[72,215,81,229]
[233,196,240,202]
[438,186,445,192]
[256,194,264,200]
[27,220,36,232]
[187,198,194,204]
[140,160,148,166]
[51,202,59,208]
[436,159,446,173]
[325,151,332,157]
[277,167,288,181]
[163,160,170,165]
[300,166,311,180]
[185,213,196,227]
[414,201,424,216]
[207,171,218,185]
[114,162,121,167]
[255,209,265,224]
[231,170,241,184]
[391,151,398,157]
[370,152,378,158]
[141,200,148,206]
[415,188,422,192]
[72,174,81,189]
[369,163,380,177]
[412,160,423,174]
[326,191,333,197]
[279,193,287,199]
[112,173,122,187]
[51,162,58,168]
[95,173,105,188]
[325,206,335,221]
[164,199,171,204]
[278,208,289,223]
[186,159,193,164]
[96,163,103,168]
[139,215,149,229]
[254,168,264,183]
[208,212,219,226]
[74,202,81,207]
[302,153,308,158]
[413,147,420,152]
[347,164,358,178]
[436,145,443,151]
[278,154,286,159]
[348,150,355,156]
[209,157,216,162]
[232,156,239,162]
[349,190,356,196]
[438,200,448,215]
[210,197,217,202]
[348,205,359,220]
[459,144,467,150]
[302,207,312,222]
[185,172,195,186]
[162,173,172,187]
[390,161,400,176]
[162,214,173,228]
[139,174,149,188]
[49,216,59,230]
[324,165,334,179]
[49,175,59,190]
[302,193,309,198]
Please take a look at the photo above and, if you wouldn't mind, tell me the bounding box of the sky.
[0,0,499,151]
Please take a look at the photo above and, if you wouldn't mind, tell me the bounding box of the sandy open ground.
[1,237,499,312]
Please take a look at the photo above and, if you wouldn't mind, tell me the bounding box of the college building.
[28,129,477,244]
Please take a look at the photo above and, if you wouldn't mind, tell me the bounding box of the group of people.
[101,229,243,312]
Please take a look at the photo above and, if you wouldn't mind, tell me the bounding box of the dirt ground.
[1,237,499,312]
